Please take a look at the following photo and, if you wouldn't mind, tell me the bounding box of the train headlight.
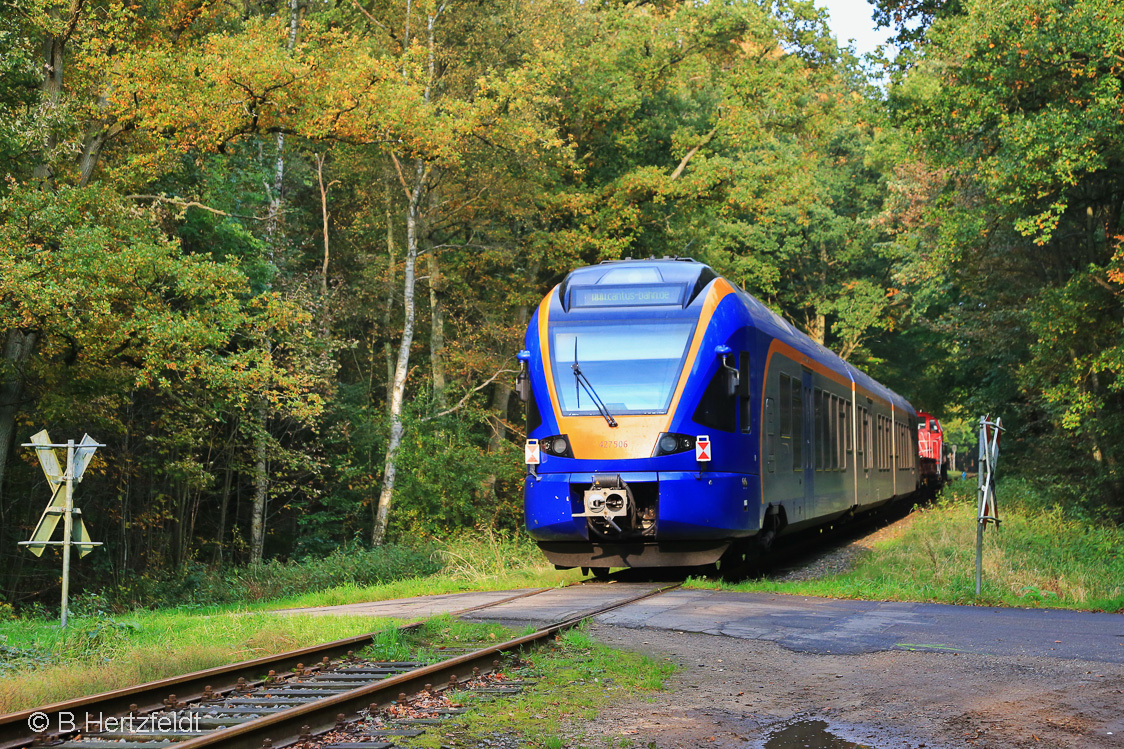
[652,432,695,457]
[539,434,574,458]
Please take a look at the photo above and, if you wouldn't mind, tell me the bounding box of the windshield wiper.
[572,339,618,428]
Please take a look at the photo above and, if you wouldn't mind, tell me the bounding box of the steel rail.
[0,587,551,749]
[168,582,680,749]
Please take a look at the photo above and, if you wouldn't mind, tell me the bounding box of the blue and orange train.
[516,258,923,572]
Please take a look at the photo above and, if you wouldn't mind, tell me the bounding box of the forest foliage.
[0,0,1121,607]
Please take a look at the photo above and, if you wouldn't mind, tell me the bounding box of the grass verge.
[685,478,1124,612]
[398,622,675,749]
[268,534,579,611]
[0,534,580,713]
[0,611,409,713]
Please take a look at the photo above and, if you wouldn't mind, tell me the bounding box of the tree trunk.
[213,461,233,566]
[427,249,446,406]
[383,175,397,412]
[0,331,37,498]
[77,94,126,187]
[0,4,75,490]
[316,153,333,297]
[372,157,426,546]
[250,399,268,562]
[479,381,512,500]
[33,9,70,184]
[248,0,299,564]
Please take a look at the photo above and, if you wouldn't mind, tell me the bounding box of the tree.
[887,0,1124,511]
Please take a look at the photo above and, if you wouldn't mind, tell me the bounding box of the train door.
[802,370,815,513]
[859,400,874,505]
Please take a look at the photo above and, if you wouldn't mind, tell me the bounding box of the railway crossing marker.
[18,430,104,627]
[975,415,1003,596]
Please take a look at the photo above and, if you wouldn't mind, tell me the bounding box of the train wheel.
[591,567,612,580]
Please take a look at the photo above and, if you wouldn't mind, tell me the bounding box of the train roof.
[557,257,717,311]
[557,259,915,415]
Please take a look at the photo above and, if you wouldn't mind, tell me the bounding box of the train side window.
[891,422,896,470]
[869,412,875,470]
[883,418,889,470]
[862,409,870,470]
[765,397,776,473]
[836,397,844,471]
[830,395,839,471]
[885,419,891,471]
[884,417,890,471]
[867,411,873,470]
[837,399,844,470]
[827,393,836,470]
[855,406,864,467]
[823,391,831,471]
[792,382,803,470]
[693,365,737,433]
[826,392,833,470]
[814,389,824,471]
[779,374,792,438]
[739,353,752,434]
[872,415,878,469]
[875,416,882,470]
[895,425,900,469]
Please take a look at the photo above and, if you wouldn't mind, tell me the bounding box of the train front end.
[519,260,760,570]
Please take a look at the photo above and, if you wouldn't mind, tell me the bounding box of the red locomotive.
[916,411,947,496]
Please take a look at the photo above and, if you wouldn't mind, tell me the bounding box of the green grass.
[0,534,581,713]
[54,531,571,615]
[398,623,676,749]
[685,478,1124,612]
[268,533,580,611]
[0,610,410,712]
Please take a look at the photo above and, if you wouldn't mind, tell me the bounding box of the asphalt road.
[283,582,1124,664]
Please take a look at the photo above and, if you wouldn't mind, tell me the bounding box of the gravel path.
[582,624,1124,749]
[769,509,921,583]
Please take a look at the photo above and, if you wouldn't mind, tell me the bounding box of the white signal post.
[974,416,1003,596]
[62,440,74,628]
[19,430,104,627]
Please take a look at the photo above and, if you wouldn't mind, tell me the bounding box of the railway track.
[595,495,925,584]
[1,583,678,749]
[752,496,922,580]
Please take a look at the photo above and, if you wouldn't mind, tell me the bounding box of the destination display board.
[570,283,684,308]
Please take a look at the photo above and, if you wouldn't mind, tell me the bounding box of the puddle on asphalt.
[763,719,874,749]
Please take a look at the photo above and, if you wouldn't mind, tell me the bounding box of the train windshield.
[549,321,696,415]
